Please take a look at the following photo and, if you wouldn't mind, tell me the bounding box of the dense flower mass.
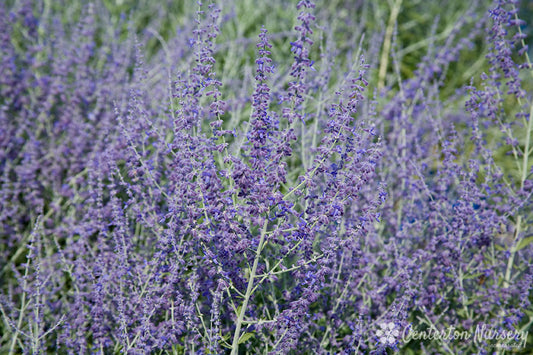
[1,0,532,353]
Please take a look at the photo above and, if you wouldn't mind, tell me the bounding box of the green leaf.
[238,332,255,344]
[219,332,230,341]
[463,272,483,280]
[523,308,533,318]
[220,342,232,349]
[515,236,533,252]
[494,244,506,251]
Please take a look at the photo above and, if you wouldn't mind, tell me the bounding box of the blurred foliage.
[6,0,532,181]
[8,0,531,92]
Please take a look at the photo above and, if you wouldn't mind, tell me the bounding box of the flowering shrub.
[1,0,532,354]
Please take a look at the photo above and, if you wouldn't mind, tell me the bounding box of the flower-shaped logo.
[376,322,399,346]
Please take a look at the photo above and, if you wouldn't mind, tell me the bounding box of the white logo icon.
[376,322,399,346]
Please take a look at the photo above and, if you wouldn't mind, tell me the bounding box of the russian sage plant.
[0,0,532,354]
